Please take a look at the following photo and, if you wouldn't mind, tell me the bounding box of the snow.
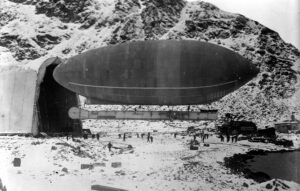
[0,124,300,191]
[0,0,116,69]
[0,47,19,67]
[160,2,189,39]
[90,0,115,19]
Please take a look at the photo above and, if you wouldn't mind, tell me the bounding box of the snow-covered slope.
[0,0,299,127]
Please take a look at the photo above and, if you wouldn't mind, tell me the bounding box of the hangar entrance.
[37,63,81,134]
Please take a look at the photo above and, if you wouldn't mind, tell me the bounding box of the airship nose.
[248,64,260,79]
[53,63,69,89]
[237,62,259,83]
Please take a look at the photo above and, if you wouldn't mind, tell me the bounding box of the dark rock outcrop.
[32,34,62,49]
[35,0,91,23]
[0,34,43,60]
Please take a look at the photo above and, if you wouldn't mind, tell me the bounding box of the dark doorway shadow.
[37,64,81,133]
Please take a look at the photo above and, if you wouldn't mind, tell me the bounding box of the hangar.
[0,57,82,135]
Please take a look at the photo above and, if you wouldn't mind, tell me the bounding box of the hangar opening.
[36,58,82,134]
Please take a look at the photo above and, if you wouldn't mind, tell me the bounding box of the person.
[118,134,122,139]
[96,133,100,140]
[189,140,196,150]
[235,135,238,143]
[147,132,150,142]
[83,132,88,139]
[200,130,204,139]
[137,133,139,138]
[150,136,153,143]
[291,112,296,121]
[174,132,177,138]
[226,134,230,142]
[123,133,126,141]
[0,176,3,188]
[141,133,144,139]
[108,142,112,152]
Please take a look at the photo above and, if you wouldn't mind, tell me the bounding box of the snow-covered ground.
[0,124,299,191]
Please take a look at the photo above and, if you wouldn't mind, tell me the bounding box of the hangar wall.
[0,67,37,134]
[0,57,82,135]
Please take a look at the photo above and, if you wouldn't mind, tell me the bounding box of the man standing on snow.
[231,136,235,143]
[226,134,230,142]
[291,112,297,121]
[147,132,151,142]
[108,142,113,152]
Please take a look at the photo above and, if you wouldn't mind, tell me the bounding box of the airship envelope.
[53,40,259,105]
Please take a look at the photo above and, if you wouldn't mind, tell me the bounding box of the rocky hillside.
[0,0,299,127]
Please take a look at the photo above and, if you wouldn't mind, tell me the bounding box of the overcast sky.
[189,0,300,50]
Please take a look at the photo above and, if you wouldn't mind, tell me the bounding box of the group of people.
[140,132,154,143]
[219,134,238,143]
[191,132,210,143]
[65,131,103,142]
[200,133,210,142]
[117,132,154,143]
[118,133,127,141]
[82,132,100,140]
[146,132,154,143]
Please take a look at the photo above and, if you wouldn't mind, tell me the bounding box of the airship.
[53,40,259,105]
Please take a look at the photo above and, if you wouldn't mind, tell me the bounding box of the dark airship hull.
[53,40,259,105]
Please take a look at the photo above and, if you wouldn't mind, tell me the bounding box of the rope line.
[68,80,237,90]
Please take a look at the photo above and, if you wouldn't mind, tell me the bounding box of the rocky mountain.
[0,0,299,127]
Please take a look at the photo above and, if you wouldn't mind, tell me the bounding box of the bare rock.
[242,182,249,187]
[266,183,272,189]
[81,164,94,170]
[111,162,122,168]
[51,146,57,150]
[13,158,21,167]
